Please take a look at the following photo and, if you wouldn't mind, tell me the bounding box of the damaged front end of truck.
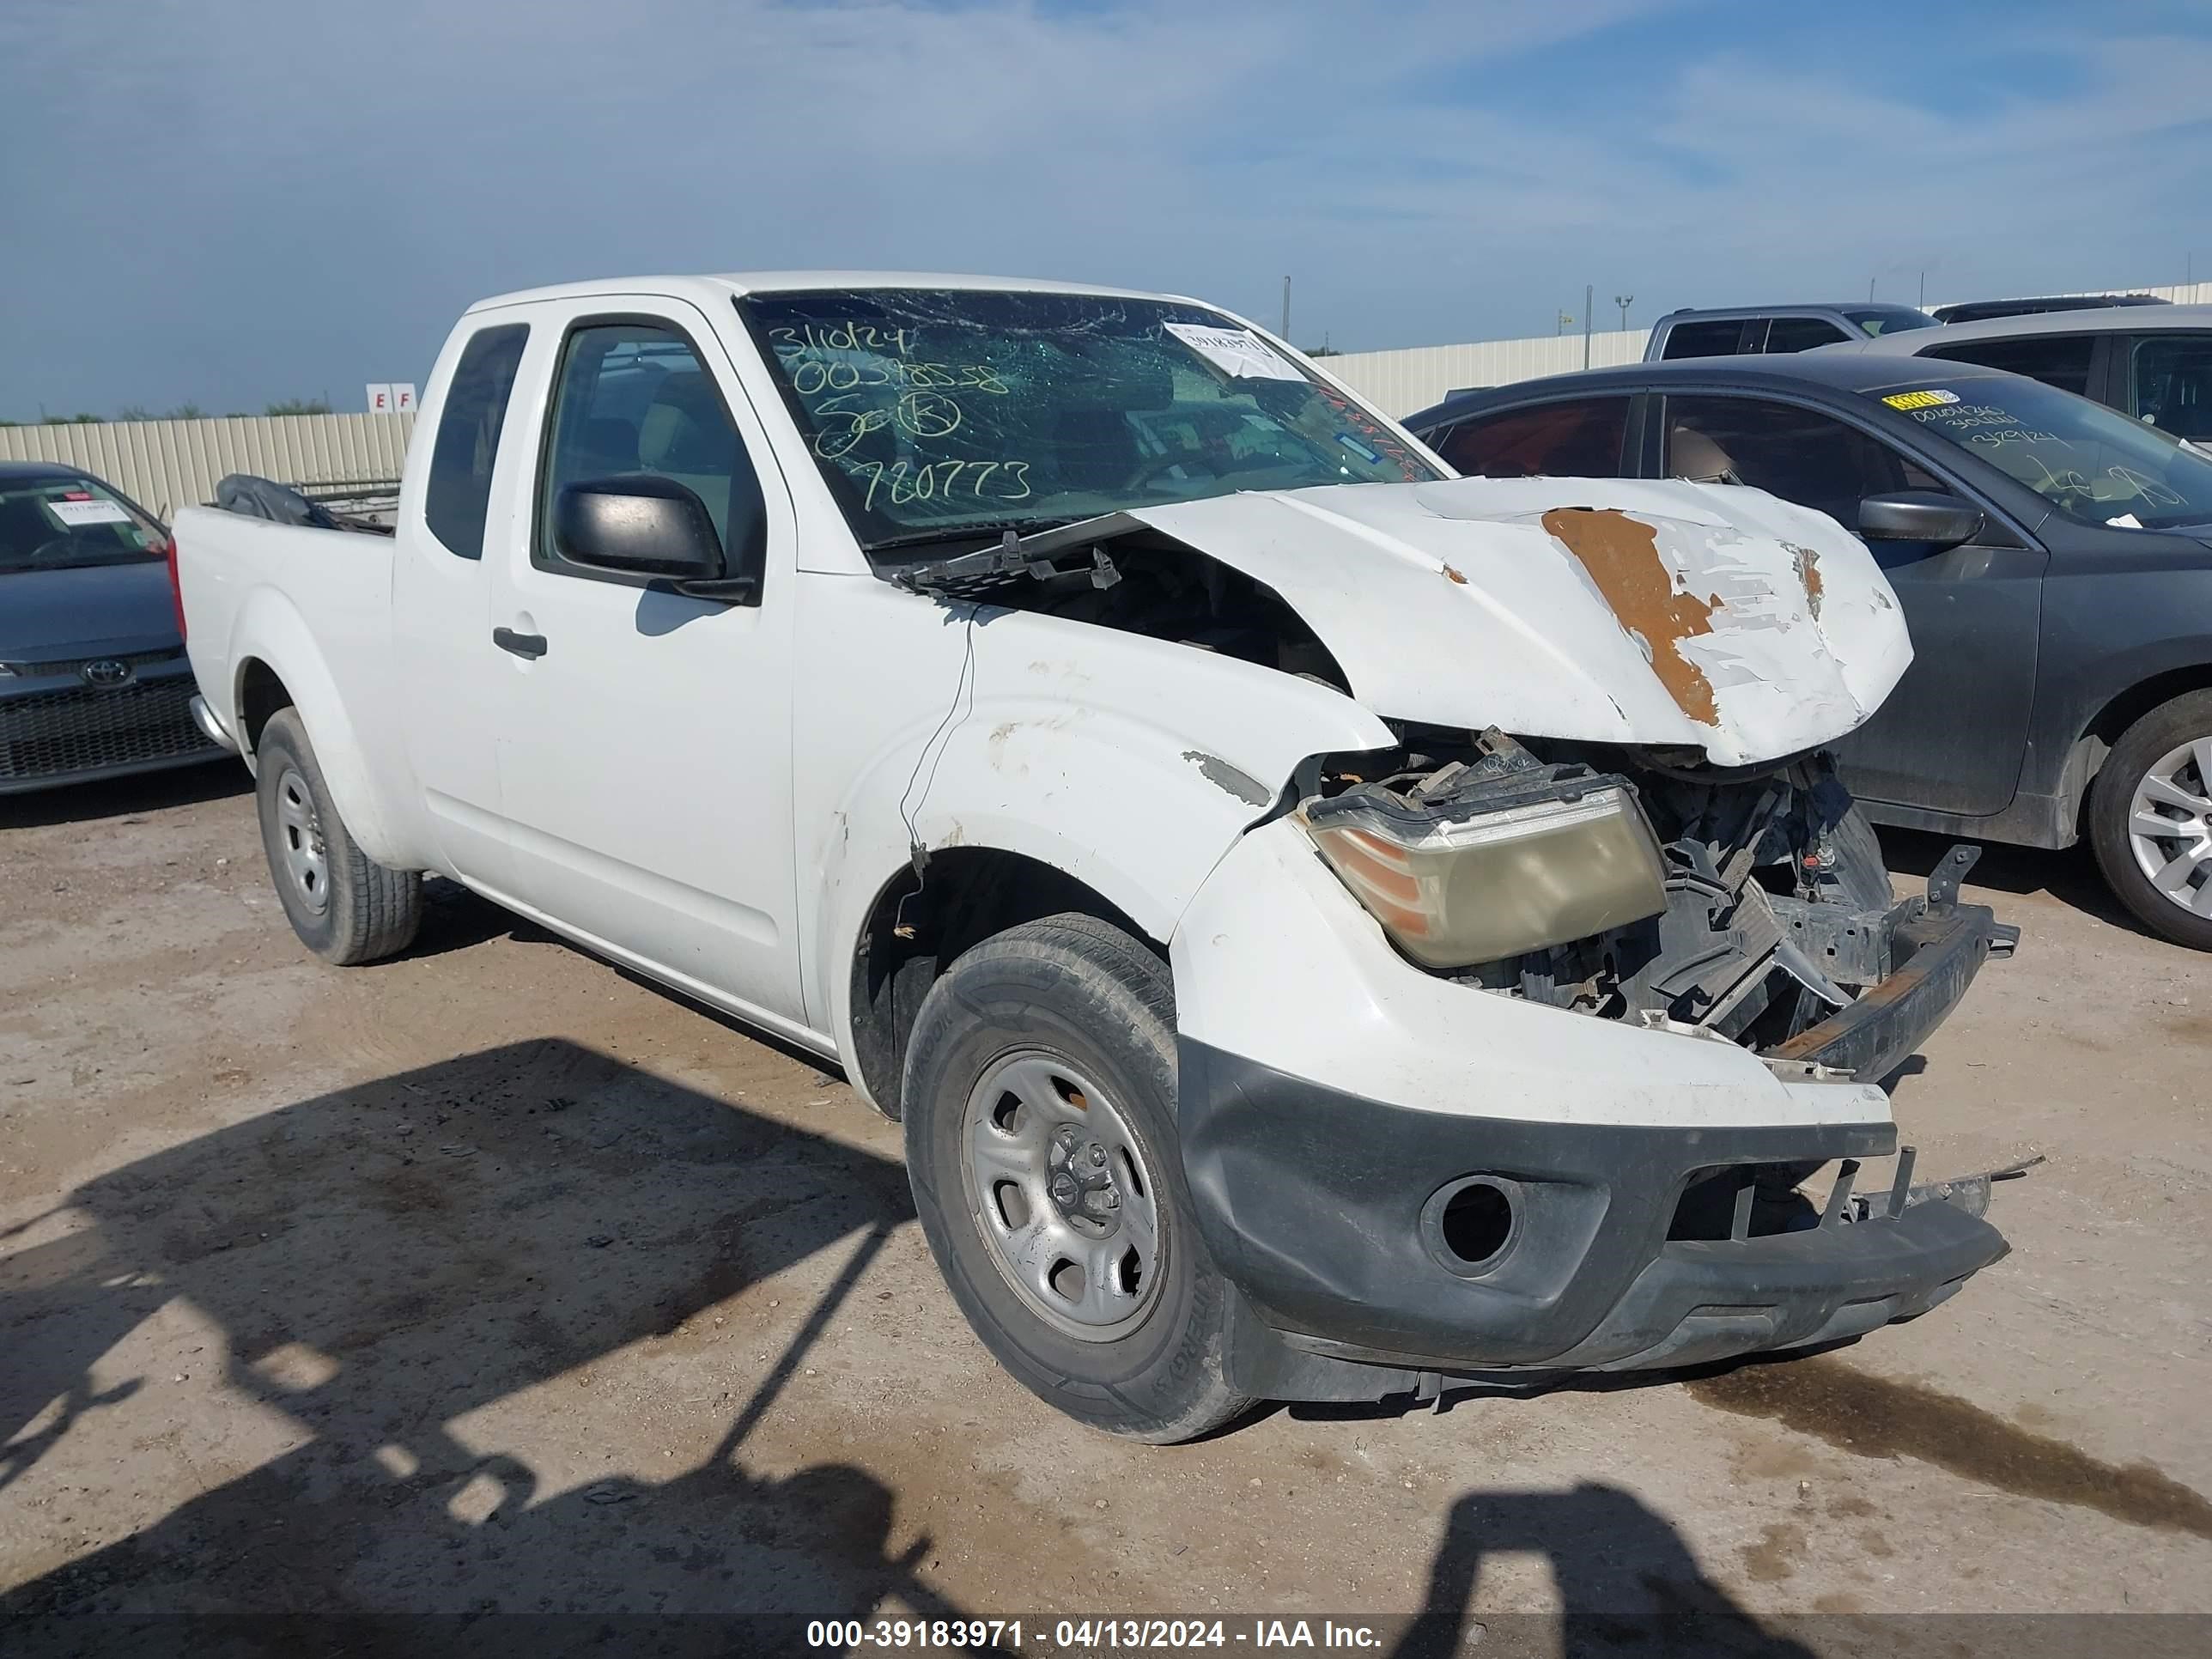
[894,473,2027,1396]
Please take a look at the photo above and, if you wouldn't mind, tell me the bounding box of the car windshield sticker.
[43,498,132,527]
[1335,433,1382,463]
[1163,322,1306,382]
[1882,388,1961,410]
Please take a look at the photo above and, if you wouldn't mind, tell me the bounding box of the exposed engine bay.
[898,529,2014,1080]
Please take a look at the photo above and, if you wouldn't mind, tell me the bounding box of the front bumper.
[1182,1039,2010,1388]
[0,659,226,794]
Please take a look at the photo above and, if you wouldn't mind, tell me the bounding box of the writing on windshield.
[738,290,1434,551]
[1879,380,2212,530]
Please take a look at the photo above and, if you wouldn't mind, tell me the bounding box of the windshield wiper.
[890,526,1124,600]
[862,518,1076,555]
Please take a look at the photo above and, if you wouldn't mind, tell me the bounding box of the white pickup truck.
[176,273,2022,1441]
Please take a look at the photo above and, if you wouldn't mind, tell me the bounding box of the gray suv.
[1644,303,1939,362]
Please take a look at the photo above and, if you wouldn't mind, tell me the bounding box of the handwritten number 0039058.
[853,459,1030,510]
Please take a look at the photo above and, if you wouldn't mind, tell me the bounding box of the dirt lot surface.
[3,764,2209,1655]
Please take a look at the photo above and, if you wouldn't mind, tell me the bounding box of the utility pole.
[1613,294,1633,331]
[1868,277,1876,302]
[1583,283,1594,369]
[1918,270,1926,307]
[1280,276,1291,342]
[1557,310,1574,336]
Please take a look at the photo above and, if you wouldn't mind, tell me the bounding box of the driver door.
[485,298,807,1030]
[1656,393,2047,817]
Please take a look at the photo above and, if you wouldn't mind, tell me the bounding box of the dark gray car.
[1405,356,2212,949]
[0,460,225,793]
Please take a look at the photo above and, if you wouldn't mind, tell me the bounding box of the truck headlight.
[1298,768,1668,969]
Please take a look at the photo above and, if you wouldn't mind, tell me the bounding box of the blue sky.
[3,0,2209,415]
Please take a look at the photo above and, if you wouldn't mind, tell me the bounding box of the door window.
[1658,320,1747,359]
[1662,394,1942,547]
[1436,398,1632,479]
[424,323,528,560]
[1919,333,2097,398]
[537,321,764,577]
[1763,316,1852,352]
[2129,335,2212,441]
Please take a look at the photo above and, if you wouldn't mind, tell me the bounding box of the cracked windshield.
[738,288,1436,550]
[1874,376,2212,530]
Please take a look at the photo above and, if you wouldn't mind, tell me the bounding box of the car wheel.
[902,913,1256,1443]
[255,707,422,965]
[2090,690,2212,951]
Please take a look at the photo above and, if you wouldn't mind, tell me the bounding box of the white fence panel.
[1324,329,1647,418]
[0,413,416,520]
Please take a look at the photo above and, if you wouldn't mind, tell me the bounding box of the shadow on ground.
[0,758,249,830]
[2,1040,1808,1655]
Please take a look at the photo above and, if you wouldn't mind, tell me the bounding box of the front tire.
[254,707,422,965]
[902,914,1255,1443]
[2091,690,2212,951]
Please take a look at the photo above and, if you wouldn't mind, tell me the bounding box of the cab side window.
[536,321,765,577]
[1764,316,1851,352]
[1659,320,1746,359]
[2130,335,2212,441]
[1437,398,1632,479]
[424,323,528,560]
[1662,394,1940,533]
[1919,333,2097,398]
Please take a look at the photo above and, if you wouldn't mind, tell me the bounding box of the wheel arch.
[2065,660,2212,832]
[844,846,1161,1120]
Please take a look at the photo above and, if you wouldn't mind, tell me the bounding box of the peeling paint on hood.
[1110,477,1912,768]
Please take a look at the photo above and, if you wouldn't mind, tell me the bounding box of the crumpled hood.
[1117,477,1911,768]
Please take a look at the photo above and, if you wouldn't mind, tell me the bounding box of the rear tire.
[2090,690,2212,951]
[255,707,421,965]
[902,913,1255,1443]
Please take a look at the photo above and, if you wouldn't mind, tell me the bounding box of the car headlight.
[1298,764,1668,969]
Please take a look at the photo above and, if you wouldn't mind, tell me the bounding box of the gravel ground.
[2,762,2207,1656]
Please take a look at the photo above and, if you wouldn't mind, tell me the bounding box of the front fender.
[224,588,409,869]
[802,596,1395,1101]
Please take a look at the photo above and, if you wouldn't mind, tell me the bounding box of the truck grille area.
[0,678,220,784]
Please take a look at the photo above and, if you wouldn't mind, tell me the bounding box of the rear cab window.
[0,475,166,574]
[1436,398,1632,479]
[1918,333,2098,398]
[2129,335,2212,441]
[424,323,530,559]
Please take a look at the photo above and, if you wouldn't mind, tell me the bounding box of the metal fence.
[1323,328,1648,418]
[0,413,416,521]
[9,277,2209,502]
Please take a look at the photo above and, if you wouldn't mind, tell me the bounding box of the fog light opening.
[1431,1177,1516,1271]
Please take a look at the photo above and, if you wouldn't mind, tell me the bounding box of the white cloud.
[1,0,2206,410]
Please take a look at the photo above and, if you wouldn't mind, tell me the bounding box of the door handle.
[493,628,548,659]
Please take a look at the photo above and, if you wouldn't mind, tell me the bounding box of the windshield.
[1869,376,2212,530]
[736,289,1437,550]
[1843,307,1939,337]
[0,476,166,574]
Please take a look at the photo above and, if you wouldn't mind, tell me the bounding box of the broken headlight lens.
[1298,767,1668,969]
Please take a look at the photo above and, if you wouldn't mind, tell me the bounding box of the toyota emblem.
[82,658,132,688]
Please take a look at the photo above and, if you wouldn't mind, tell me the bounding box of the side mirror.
[552,475,755,599]
[1858,489,1984,550]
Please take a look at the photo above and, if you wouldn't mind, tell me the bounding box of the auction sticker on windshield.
[1163,322,1305,381]
[1881,388,1961,410]
[43,498,133,527]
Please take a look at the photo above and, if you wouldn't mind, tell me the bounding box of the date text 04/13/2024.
[805,1618,1389,1650]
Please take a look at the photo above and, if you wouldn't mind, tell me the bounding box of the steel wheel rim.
[960,1049,1164,1342]
[2127,737,2212,919]
[274,766,331,917]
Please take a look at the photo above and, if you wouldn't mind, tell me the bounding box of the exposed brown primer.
[1687,1353,2212,1539]
[1788,542,1826,618]
[1440,562,1468,585]
[1541,507,1720,724]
